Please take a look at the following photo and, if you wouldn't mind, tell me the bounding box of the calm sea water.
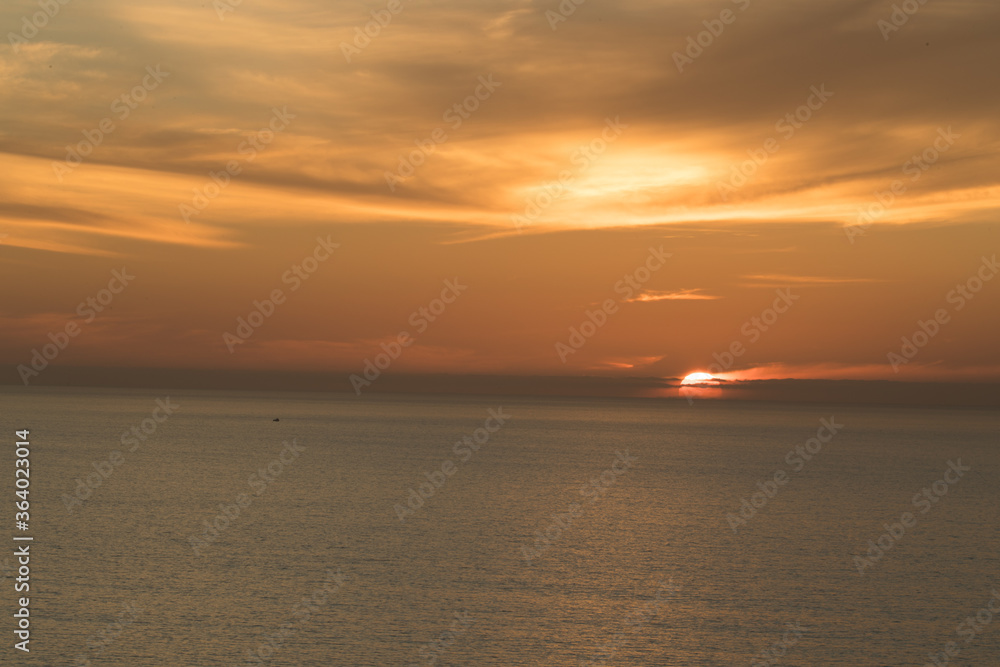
[1,387,998,666]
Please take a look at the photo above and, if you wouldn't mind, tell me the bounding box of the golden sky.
[1,0,999,388]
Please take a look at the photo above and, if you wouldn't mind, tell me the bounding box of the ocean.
[2,386,998,666]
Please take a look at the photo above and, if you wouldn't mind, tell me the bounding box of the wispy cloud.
[711,362,1000,383]
[625,289,722,303]
[594,356,665,370]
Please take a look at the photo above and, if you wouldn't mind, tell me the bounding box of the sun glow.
[681,372,717,385]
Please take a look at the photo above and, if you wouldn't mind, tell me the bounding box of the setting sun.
[681,372,717,385]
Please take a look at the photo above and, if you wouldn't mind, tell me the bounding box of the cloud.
[624,288,722,302]
[1,0,997,240]
[711,362,1000,383]
[1,0,998,384]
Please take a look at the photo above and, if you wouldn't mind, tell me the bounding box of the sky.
[1,0,999,395]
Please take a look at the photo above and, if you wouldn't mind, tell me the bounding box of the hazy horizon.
[5,367,1000,409]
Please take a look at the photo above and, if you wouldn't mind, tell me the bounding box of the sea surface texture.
[2,387,998,666]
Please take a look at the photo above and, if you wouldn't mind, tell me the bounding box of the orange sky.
[1,0,999,389]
